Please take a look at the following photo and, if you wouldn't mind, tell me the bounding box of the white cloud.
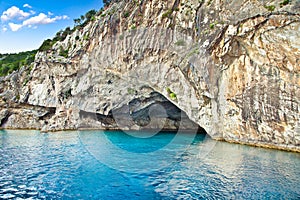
[8,22,23,31]
[7,13,69,31]
[1,5,69,32]
[23,4,32,9]
[1,6,31,21]
[23,13,67,26]
[23,13,54,25]
[2,26,8,32]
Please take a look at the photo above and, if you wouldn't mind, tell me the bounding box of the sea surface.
[0,130,299,199]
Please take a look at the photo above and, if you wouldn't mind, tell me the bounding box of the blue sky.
[0,0,104,53]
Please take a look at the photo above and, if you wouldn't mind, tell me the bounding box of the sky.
[0,0,104,53]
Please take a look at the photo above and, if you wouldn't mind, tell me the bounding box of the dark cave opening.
[79,92,207,135]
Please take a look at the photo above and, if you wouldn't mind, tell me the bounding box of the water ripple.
[0,130,299,199]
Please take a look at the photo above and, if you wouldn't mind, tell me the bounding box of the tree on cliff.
[85,9,97,21]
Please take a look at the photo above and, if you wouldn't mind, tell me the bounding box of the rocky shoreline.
[219,138,300,153]
[1,125,299,152]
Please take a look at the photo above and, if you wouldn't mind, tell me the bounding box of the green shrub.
[127,88,137,95]
[170,92,177,100]
[123,12,130,18]
[166,87,177,100]
[38,39,53,51]
[0,65,10,75]
[175,39,186,46]
[59,47,69,58]
[187,47,200,57]
[264,5,276,11]
[162,9,173,19]
[85,9,97,21]
[280,0,290,7]
[23,78,30,86]
[166,87,172,94]
[83,34,89,40]
[62,88,72,99]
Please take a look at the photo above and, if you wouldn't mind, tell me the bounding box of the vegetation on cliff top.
[0,50,37,77]
[38,0,115,52]
[0,7,98,77]
[0,1,115,77]
[38,9,98,52]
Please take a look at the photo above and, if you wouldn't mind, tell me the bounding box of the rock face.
[0,0,299,151]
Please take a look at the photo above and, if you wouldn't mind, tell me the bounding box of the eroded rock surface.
[0,0,299,151]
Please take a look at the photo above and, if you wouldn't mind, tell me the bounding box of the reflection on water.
[153,141,300,199]
[0,130,299,199]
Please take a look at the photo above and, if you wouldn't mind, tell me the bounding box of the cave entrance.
[79,92,207,135]
[120,91,206,134]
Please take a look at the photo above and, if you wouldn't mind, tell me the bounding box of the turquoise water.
[0,130,299,199]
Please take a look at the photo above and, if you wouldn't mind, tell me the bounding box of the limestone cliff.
[0,0,299,152]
